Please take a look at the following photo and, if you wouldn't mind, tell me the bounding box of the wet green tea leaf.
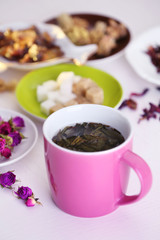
[52,122,125,152]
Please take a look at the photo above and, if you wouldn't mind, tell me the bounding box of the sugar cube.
[42,80,58,91]
[57,71,75,87]
[37,85,48,102]
[40,99,56,115]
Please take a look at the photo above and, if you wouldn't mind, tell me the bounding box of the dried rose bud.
[0,122,12,135]
[8,131,22,146]
[0,171,16,188]
[15,186,33,200]
[12,116,25,128]
[1,147,11,158]
[25,197,36,207]
[0,138,6,152]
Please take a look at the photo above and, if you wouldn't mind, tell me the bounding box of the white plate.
[0,22,97,70]
[0,109,38,167]
[125,26,160,85]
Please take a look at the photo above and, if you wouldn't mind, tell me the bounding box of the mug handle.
[118,150,152,205]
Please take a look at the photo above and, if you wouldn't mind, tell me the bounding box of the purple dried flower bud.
[0,171,16,187]
[0,138,6,152]
[25,197,36,207]
[1,147,11,158]
[0,122,12,135]
[12,117,25,128]
[15,186,33,200]
[8,131,22,146]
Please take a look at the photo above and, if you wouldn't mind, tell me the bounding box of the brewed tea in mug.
[52,122,125,152]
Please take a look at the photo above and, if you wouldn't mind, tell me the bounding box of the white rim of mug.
[43,104,133,156]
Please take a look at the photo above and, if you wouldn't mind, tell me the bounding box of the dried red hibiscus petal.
[138,102,160,123]
[130,88,149,98]
[119,88,149,111]
[146,46,160,73]
[149,102,160,113]
[118,99,137,110]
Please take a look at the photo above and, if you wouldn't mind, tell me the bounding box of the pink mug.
[43,104,152,217]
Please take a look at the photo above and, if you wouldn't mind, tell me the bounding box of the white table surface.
[0,0,160,239]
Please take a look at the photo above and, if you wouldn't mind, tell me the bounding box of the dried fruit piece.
[0,79,6,92]
[0,78,18,92]
[0,25,63,63]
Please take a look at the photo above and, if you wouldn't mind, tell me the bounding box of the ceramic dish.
[46,13,131,61]
[125,26,160,85]
[0,22,97,70]
[16,63,123,121]
[0,108,38,167]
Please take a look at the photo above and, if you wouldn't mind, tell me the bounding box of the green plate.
[16,63,123,121]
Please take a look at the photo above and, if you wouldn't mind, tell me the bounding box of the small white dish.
[125,26,160,85]
[0,22,97,70]
[0,108,38,167]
